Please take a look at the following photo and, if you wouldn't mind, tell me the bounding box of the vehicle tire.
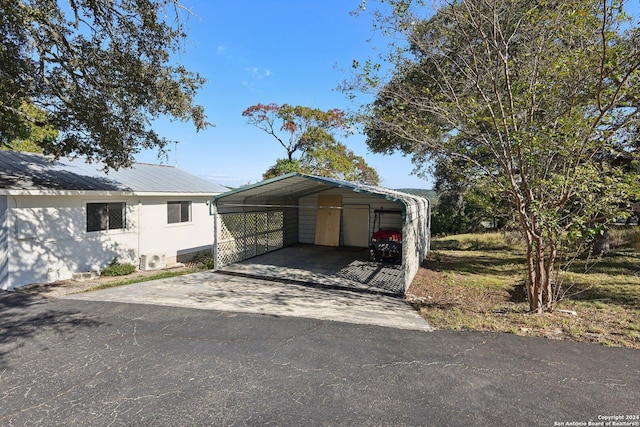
[369,247,378,262]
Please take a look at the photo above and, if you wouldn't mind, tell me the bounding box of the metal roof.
[211,173,429,220]
[0,150,228,194]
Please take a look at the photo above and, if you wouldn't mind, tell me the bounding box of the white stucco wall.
[137,196,214,263]
[1,193,215,290]
[3,195,138,289]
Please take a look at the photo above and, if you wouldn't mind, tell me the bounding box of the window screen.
[167,201,191,223]
[87,202,125,232]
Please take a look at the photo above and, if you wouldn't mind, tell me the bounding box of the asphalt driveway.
[1,291,638,426]
[64,270,431,331]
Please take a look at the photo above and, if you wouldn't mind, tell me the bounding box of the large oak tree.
[0,0,208,168]
[352,0,640,313]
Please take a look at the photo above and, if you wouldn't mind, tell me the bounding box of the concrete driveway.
[64,270,432,331]
[221,245,406,294]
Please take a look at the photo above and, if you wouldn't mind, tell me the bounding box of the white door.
[343,204,370,247]
[315,194,342,246]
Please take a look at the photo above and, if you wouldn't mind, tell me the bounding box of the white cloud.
[216,45,226,54]
[245,66,272,79]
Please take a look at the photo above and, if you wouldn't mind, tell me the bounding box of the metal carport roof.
[210,172,428,220]
[209,173,431,295]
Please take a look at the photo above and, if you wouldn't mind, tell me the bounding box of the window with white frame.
[86,202,126,232]
[167,201,191,224]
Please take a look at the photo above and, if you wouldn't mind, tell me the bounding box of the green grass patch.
[609,226,640,249]
[431,232,522,252]
[81,269,199,293]
[409,231,640,349]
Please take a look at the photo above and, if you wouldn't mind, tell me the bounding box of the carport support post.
[212,203,220,270]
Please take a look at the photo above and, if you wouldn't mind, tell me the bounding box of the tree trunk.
[592,230,610,255]
[515,190,556,314]
[525,240,555,313]
[525,245,536,308]
[543,244,556,311]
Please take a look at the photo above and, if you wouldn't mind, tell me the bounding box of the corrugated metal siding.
[402,197,430,292]
[211,173,431,294]
[298,189,403,245]
[284,206,298,246]
[298,201,317,245]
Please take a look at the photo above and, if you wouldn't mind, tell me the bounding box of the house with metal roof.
[210,173,430,294]
[0,150,227,290]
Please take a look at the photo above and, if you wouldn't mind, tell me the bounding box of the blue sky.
[135,0,433,189]
[135,0,640,190]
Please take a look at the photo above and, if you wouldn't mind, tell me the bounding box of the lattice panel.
[266,231,283,251]
[216,211,284,268]
[264,211,284,253]
[217,240,244,265]
[219,213,242,241]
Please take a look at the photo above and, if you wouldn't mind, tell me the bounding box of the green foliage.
[242,103,347,160]
[0,0,208,168]
[430,154,512,235]
[243,103,380,185]
[193,251,215,270]
[263,158,306,180]
[300,135,380,184]
[0,103,56,153]
[101,259,136,276]
[431,186,509,235]
[351,0,640,312]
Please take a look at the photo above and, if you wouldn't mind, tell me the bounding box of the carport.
[209,173,430,294]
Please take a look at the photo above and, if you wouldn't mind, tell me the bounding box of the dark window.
[87,202,125,232]
[167,201,191,224]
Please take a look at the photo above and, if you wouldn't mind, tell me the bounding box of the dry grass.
[20,264,203,298]
[407,231,640,349]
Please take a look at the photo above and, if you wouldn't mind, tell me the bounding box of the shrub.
[193,251,215,270]
[101,260,136,276]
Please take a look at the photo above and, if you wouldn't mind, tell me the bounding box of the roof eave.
[210,172,301,204]
[0,189,135,197]
[132,191,223,197]
[0,189,222,197]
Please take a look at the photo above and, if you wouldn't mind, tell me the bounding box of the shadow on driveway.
[1,294,638,426]
[0,291,102,370]
[64,270,431,331]
[221,245,406,294]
